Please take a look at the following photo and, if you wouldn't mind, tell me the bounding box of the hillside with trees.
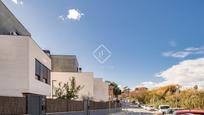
[127,85,204,110]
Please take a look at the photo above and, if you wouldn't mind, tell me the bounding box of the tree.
[121,86,131,98]
[113,87,122,98]
[193,85,198,90]
[130,88,149,104]
[122,86,130,93]
[55,82,64,98]
[55,77,84,100]
[106,81,122,99]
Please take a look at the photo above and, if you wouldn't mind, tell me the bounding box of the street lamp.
[176,85,181,108]
[109,95,111,114]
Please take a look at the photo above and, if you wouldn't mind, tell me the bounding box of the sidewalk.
[110,112,126,115]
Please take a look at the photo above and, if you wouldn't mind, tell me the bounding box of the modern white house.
[0,1,51,97]
[51,72,109,101]
[0,0,109,101]
[50,55,109,101]
[51,72,94,100]
[93,78,109,101]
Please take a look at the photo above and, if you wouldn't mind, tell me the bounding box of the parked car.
[173,110,204,115]
[158,105,170,114]
[129,103,139,108]
[146,105,155,111]
[141,105,147,109]
[144,105,149,110]
[166,108,185,114]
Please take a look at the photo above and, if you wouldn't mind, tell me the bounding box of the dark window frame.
[35,59,50,85]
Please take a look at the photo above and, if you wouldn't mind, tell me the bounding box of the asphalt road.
[112,108,157,115]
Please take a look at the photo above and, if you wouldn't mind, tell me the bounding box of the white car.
[141,105,146,109]
[146,105,155,111]
[158,105,170,114]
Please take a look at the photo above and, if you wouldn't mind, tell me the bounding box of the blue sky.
[3,0,204,89]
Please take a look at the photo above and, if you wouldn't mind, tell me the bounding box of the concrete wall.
[0,35,51,96]
[51,72,94,100]
[93,78,109,102]
[51,55,79,72]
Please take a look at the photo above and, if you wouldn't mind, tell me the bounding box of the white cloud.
[157,58,204,89]
[138,58,204,89]
[59,9,84,21]
[11,0,23,5]
[58,15,65,21]
[137,81,159,89]
[185,47,201,51]
[67,9,84,21]
[162,46,204,58]
[162,51,191,58]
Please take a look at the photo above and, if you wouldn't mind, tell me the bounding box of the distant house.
[93,78,109,101]
[51,55,80,72]
[0,1,51,97]
[50,55,109,101]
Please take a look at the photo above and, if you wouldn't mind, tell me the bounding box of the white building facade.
[50,55,109,101]
[51,72,109,101]
[0,1,108,100]
[0,35,51,97]
[0,1,51,97]
[93,78,109,101]
[51,72,94,100]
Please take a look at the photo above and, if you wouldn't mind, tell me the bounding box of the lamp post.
[176,85,180,108]
[109,95,112,115]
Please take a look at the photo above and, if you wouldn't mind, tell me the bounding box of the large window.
[35,59,50,84]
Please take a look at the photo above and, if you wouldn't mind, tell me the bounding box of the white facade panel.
[51,72,94,100]
[0,35,51,96]
[28,38,51,96]
[0,35,29,97]
[93,78,109,102]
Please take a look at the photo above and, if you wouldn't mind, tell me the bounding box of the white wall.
[0,35,51,97]
[0,35,29,97]
[28,37,51,96]
[51,72,94,100]
[93,78,109,102]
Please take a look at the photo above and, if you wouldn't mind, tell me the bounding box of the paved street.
[111,108,157,115]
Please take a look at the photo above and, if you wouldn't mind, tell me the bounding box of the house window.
[35,76,40,80]
[43,78,48,83]
[35,59,50,84]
